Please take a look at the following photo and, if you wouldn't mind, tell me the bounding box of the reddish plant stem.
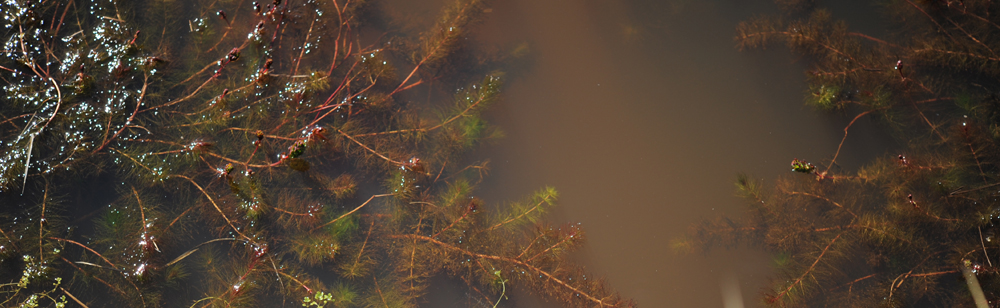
[336,129,406,166]
[394,234,610,307]
[820,98,945,173]
[351,220,375,277]
[911,101,948,141]
[320,61,359,107]
[909,269,959,277]
[408,216,423,295]
[167,204,197,231]
[825,109,878,173]
[829,273,877,293]
[94,75,149,152]
[170,174,249,240]
[961,124,989,184]
[904,0,960,45]
[59,257,128,298]
[311,194,393,231]
[942,14,996,57]
[889,254,937,300]
[48,237,117,268]
[351,93,489,138]
[770,233,842,304]
[389,1,477,96]
[272,206,313,216]
[525,232,576,263]
[309,77,376,128]
[292,19,316,76]
[516,233,545,260]
[431,201,476,238]
[277,271,314,294]
[848,32,901,48]
[373,275,390,307]
[785,191,858,219]
[740,31,870,70]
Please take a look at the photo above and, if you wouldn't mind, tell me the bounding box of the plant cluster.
[682,0,1000,307]
[0,0,633,307]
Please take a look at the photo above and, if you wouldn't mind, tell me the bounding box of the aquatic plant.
[0,0,634,307]
[683,0,1000,307]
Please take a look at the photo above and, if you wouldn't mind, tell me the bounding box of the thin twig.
[336,129,406,166]
[909,269,958,277]
[373,276,389,308]
[311,194,392,231]
[350,220,375,278]
[829,273,877,293]
[276,271,313,294]
[516,232,547,259]
[408,216,423,295]
[903,0,960,45]
[170,174,249,240]
[848,32,901,48]
[293,19,316,76]
[61,287,89,308]
[48,237,117,268]
[943,15,996,57]
[95,75,149,152]
[59,257,128,298]
[826,109,878,172]
[911,101,948,142]
[785,191,858,218]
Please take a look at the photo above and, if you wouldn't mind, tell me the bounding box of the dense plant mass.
[682,0,1000,307]
[0,0,634,307]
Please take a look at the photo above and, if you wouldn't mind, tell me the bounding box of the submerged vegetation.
[0,0,633,307]
[682,0,1000,307]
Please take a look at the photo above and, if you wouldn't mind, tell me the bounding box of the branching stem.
[394,234,610,307]
[770,233,842,304]
[311,194,392,231]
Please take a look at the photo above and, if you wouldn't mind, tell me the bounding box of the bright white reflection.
[721,274,745,308]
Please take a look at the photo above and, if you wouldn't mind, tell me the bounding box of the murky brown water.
[0,0,904,306]
[387,0,893,307]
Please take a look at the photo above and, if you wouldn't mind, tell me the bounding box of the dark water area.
[434,0,894,306]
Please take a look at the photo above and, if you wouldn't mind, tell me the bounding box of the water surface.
[465,0,892,306]
[381,0,895,306]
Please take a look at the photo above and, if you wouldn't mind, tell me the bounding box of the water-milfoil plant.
[0,0,634,307]
[683,1,1000,307]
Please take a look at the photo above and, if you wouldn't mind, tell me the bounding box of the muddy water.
[387,0,891,307]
